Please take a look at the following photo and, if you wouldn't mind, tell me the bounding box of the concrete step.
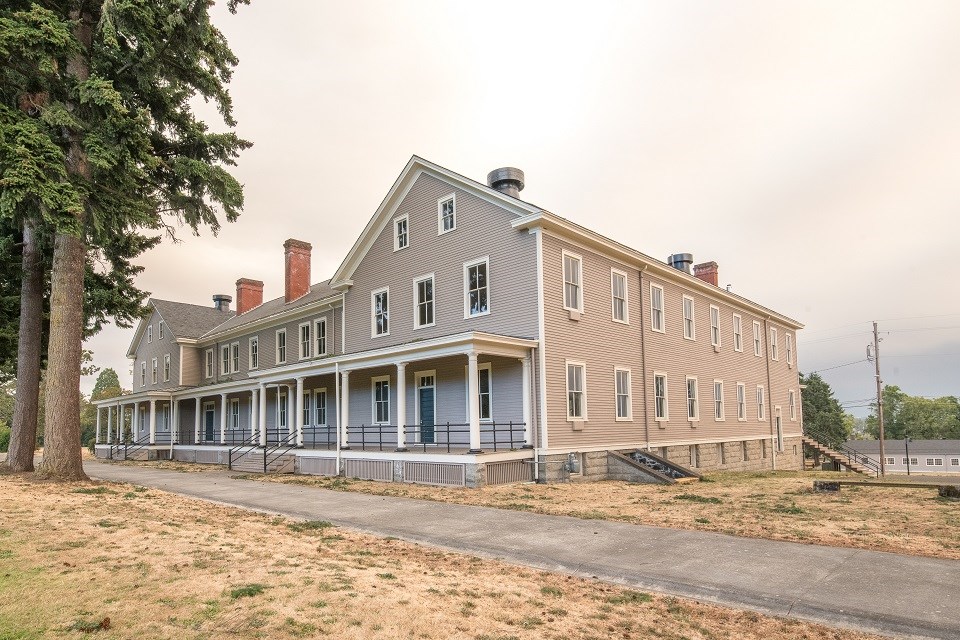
[230,452,295,474]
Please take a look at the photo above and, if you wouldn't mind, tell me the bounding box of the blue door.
[204,406,215,442]
[418,376,435,444]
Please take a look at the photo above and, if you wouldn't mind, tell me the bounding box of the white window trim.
[393,213,409,251]
[561,250,584,313]
[437,193,456,235]
[770,327,779,361]
[650,283,665,333]
[786,333,794,365]
[230,341,240,374]
[682,295,696,341]
[249,336,259,370]
[713,379,725,421]
[565,360,587,421]
[614,367,632,421]
[276,328,287,364]
[299,322,312,360]
[371,375,391,425]
[789,389,797,421]
[313,387,328,426]
[415,371,437,440]
[709,305,721,348]
[163,354,171,382]
[204,349,213,379]
[315,318,327,356]
[278,389,288,428]
[611,268,629,324]
[463,256,490,319]
[302,389,312,427]
[653,371,669,422]
[151,357,158,385]
[736,382,746,421]
[757,385,766,421]
[733,314,743,352]
[140,361,146,387]
[371,287,390,337]
[753,321,763,357]
[463,363,493,422]
[220,344,230,375]
[686,375,699,421]
[158,321,164,340]
[147,325,153,343]
[230,398,240,430]
[413,272,436,330]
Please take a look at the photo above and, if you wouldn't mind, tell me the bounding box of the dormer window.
[438,194,456,234]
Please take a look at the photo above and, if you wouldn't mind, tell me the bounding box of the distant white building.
[845,440,960,475]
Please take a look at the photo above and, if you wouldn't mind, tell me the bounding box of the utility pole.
[873,321,886,476]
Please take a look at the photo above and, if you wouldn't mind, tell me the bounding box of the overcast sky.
[83,1,960,416]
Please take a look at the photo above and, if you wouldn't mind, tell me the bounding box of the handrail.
[120,434,152,461]
[262,431,298,473]
[803,426,881,477]
[227,432,261,470]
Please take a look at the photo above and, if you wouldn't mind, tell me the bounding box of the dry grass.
[247,470,960,560]
[0,474,884,640]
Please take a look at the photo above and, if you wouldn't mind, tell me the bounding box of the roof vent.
[667,253,693,274]
[487,167,525,198]
[212,294,232,311]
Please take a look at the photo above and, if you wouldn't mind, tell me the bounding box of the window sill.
[464,311,490,320]
[684,336,696,342]
[612,318,629,325]
[712,344,721,353]
[614,417,633,422]
[413,323,436,331]
[371,332,390,339]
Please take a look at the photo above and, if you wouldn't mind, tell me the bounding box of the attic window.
[394,214,409,251]
[147,325,153,343]
[438,194,456,235]
[158,321,164,340]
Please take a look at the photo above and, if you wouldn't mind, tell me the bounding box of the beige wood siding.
[180,346,201,387]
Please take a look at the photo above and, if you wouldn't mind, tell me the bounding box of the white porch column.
[467,352,482,453]
[287,384,295,440]
[194,399,201,443]
[340,370,350,449]
[396,362,407,451]
[171,398,179,444]
[295,377,305,447]
[220,393,228,444]
[148,399,157,444]
[100,406,107,444]
[258,383,267,446]
[521,355,533,448]
[132,403,139,442]
[251,388,259,441]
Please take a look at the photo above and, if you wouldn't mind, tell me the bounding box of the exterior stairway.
[229,450,295,474]
[801,436,877,476]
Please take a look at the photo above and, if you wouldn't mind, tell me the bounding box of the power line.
[807,358,869,373]
[800,333,871,345]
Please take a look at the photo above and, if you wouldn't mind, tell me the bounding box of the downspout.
[639,266,651,451]
[340,293,346,355]
[169,393,175,457]
[335,362,341,473]
[764,317,776,470]
[533,228,548,480]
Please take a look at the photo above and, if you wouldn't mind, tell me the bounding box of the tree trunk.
[4,221,44,472]
[36,6,92,481]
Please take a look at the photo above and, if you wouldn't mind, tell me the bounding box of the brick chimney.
[693,261,719,287]
[235,278,264,315]
[284,239,312,303]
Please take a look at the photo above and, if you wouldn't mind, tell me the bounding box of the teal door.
[418,374,435,444]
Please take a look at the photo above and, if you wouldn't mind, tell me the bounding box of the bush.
[0,422,10,453]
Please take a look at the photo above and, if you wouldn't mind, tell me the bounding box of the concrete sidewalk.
[85,460,959,640]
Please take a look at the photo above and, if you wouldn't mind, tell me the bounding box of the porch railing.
[227,432,260,471]
[334,421,526,453]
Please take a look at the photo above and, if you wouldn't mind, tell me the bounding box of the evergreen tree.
[800,372,848,447]
[866,385,960,440]
[91,367,121,401]
[0,1,251,480]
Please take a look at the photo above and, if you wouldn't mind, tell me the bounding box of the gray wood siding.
[542,233,801,450]
[131,309,180,391]
[343,173,538,354]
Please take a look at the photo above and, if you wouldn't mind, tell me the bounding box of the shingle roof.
[845,440,960,455]
[151,299,235,340]
[201,280,338,339]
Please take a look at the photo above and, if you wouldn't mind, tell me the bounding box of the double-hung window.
[231,342,240,373]
[372,376,390,424]
[566,362,586,420]
[757,385,766,421]
[686,376,699,420]
[315,318,327,356]
[682,296,695,340]
[299,322,311,359]
[276,329,287,364]
[710,305,721,348]
[163,354,171,382]
[249,337,259,370]
[736,383,746,420]
[562,251,583,312]
[438,194,456,234]
[414,274,435,328]
[372,288,389,336]
[615,368,631,420]
[650,284,665,332]
[394,214,409,251]
[221,345,230,375]
[302,391,312,427]
[464,257,489,317]
[278,390,287,428]
[158,321,164,340]
[140,362,146,387]
[314,389,327,425]
[147,325,153,343]
[733,314,743,352]
[204,349,213,378]
[714,380,724,420]
[786,334,793,365]
[151,358,158,385]
[770,327,779,360]
[653,373,668,421]
[611,269,628,323]
[753,321,762,356]
[789,390,797,420]
[231,399,240,431]
[478,364,492,421]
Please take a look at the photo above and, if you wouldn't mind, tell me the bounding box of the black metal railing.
[117,434,152,461]
[302,424,338,450]
[803,426,881,477]
[339,421,527,453]
[227,432,261,470]
[262,431,298,473]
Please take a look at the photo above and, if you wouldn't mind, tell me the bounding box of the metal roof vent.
[213,294,232,311]
[667,253,693,274]
[487,167,525,198]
